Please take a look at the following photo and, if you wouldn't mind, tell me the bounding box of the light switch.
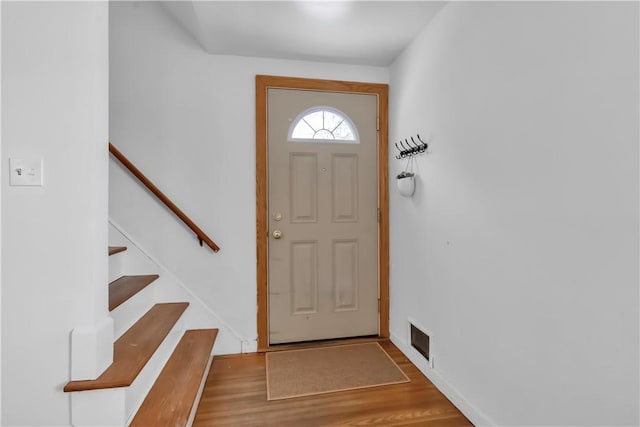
[9,158,44,186]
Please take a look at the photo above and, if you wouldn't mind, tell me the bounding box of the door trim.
[256,75,389,351]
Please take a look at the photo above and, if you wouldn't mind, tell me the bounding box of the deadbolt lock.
[272,230,283,239]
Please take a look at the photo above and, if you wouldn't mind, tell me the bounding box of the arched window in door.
[288,106,359,143]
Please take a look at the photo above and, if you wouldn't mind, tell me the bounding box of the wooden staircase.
[64,246,217,426]
[109,274,159,311]
[131,329,218,426]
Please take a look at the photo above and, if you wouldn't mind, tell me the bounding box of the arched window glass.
[288,107,359,143]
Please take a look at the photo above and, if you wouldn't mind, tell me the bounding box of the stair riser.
[108,254,124,283]
[111,284,155,339]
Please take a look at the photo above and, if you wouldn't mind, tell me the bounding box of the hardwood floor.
[193,340,473,427]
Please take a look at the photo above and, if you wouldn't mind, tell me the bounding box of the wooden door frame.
[256,75,389,351]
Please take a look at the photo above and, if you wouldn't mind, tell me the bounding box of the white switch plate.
[9,158,44,186]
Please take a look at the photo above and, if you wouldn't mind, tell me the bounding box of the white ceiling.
[163,1,446,66]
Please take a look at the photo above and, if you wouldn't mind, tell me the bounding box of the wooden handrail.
[109,143,220,253]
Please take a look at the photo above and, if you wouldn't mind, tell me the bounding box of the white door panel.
[268,88,378,344]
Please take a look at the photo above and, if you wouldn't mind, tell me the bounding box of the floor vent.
[410,323,430,364]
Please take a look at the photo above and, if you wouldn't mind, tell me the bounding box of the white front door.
[267,88,379,344]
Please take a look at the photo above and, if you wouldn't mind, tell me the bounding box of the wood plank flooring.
[193,340,473,427]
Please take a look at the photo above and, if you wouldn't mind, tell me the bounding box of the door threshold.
[263,335,385,353]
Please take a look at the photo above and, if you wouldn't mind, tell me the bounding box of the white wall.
[2,2,109,425]
[0,3,3,421]
[108,1,388,346]
[389,2,639,426]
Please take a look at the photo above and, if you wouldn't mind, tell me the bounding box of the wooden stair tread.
[109,275,159,311]
[130,329,218,427]
[108,246,127,256]
[64,302,189,392]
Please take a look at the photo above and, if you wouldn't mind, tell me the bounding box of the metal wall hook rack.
[394,134,428,159]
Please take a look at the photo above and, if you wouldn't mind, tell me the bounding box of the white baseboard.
[390,331,495,427]
[241,339,258,353]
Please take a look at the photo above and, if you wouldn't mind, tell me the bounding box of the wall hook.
[394,134,428,159]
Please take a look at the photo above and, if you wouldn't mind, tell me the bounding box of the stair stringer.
[109,219,246,354]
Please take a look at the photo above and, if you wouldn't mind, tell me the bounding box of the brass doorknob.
[272,230,283,239]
